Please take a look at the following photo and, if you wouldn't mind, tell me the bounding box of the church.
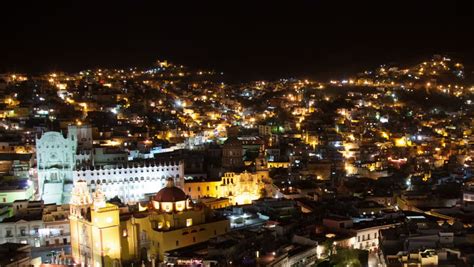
[36,126,184,204]
[69,179,230,266]
[36,131,77,204]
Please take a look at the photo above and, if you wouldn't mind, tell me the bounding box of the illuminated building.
[36,130,184,204]
[220,171,266,205]
[69,180,121,267]
[184,170,268,206]
[267,161,290,169]
[74,160,184,204]
[0,200,70,248]
[0,184,34,204]
[36,131,77,204]
[69,179,230,265]
[184,179,222,200]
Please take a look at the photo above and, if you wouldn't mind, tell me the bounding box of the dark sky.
[1,1,473,80]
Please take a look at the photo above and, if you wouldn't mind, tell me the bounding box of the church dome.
[154,178,187,202]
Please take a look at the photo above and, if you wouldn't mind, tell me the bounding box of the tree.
[330,248,366,267]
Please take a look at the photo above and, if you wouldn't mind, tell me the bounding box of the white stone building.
[36,129,185,204]
[36,131,77,204]
[74,161,184,203]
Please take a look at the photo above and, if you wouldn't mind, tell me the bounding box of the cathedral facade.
[69,179,230,266]
[36,129,184,205]
[36,131,77,204]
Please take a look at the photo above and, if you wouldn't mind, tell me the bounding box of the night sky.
[1,1,473,80]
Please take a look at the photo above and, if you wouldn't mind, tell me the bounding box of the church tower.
[69,180,121,267]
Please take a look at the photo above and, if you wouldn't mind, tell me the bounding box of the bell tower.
[69,180,92,218]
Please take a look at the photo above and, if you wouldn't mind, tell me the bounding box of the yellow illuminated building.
[185,180,222,199]
[220,171,266,205]
[69,179,230,265]
[267,161,290,169]
[393,136,412,147]
[184,170,269,206]
[69,180,121,267]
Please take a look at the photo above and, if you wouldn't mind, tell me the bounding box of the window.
[176,240,179,246]
[193,237,196,242]
[141,230,148,241]
[6,229,12,237]
[20,228,26,236]
[186,218,193,227]
[188,187,191,192]
[197,186,200,191]
[207,186,209,191]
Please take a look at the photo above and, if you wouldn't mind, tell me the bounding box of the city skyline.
[1,1,473,80]
[1,1,474,267]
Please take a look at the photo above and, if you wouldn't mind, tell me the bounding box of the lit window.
[186,218,193,227]
[122,229,128,237]
[163,203,172,212]
[176,201,185,212]
[153,201,160,210]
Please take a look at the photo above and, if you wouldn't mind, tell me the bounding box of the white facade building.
[36,129,185,204]
[36,131,77,204]
[74,161,184,203]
